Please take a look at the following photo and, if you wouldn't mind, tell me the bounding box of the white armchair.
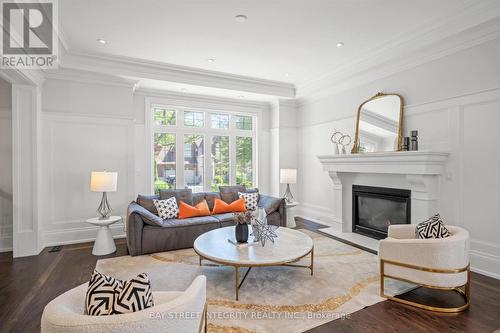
[41,275,207,333]
[379,224,470,312]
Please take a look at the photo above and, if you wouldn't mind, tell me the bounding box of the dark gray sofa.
[126,186,286,256]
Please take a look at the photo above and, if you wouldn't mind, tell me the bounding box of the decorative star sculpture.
[251,217,279,246]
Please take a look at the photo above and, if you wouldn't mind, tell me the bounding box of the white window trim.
[145,97,260,194]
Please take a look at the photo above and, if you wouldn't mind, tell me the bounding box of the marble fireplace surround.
[316,151,449,251]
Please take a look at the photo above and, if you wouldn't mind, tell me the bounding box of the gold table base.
[196,247,314,301]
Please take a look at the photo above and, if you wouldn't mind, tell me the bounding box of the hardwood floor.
[296,218,500,333]
[0,220,499,333]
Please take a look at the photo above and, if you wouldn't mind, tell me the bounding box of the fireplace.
[352,185,411,239]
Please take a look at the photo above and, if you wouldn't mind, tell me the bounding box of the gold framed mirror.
[351,92,404,153]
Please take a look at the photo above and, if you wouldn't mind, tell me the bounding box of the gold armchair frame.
[380,258,470,313]
[351,92,404,153]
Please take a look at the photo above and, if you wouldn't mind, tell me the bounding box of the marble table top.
[193,226,313,266]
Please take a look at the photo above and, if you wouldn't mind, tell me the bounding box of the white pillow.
[85,270,154,316]
[153,197,179,219]
[415,213,451,239]
[238,192,259,211]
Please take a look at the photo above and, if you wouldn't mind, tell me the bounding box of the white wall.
[0,78,13,252]
[40,75,135,245]
[39,76,274,246]
[296,37,500,279]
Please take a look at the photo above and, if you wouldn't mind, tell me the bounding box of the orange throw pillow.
[178,200,211,219]
[212,198,247,214]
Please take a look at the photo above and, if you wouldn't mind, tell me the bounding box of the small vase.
[235,223,249,243]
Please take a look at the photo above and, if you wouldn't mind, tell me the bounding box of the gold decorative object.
[351,92,404,153]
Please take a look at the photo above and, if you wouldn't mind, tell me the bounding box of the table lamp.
[90,171,117,219]
[280,168,297,203]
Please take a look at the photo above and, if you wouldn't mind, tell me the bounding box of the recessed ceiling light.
[235,14,247,23]
[180,88,187,92]
[96,38,107,45]
[207,58,216,63]
[336,42,344,47]
[284,73,290,77]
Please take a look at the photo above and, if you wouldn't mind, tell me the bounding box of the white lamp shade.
[90,171,117,192]
[280,169,297,184]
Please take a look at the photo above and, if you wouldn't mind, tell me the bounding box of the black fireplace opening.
[352,185,411,239]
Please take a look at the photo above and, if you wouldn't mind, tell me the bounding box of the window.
[184,134,204,192]
[184,111,204,127]
[211,136,229,191]
[210,113,229,129]
[154,133,176,192]
[154,108,176,126]
[235,115,252,130]
[236,136,253,187]
[150,104,257,193]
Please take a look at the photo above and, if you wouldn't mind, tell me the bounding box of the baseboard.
[295,203,341,228]
[43,224,126,247]
[470,249,500,280]
[0,235,13,253]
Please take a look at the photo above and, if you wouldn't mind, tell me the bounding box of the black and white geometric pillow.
[85,270,123,316]
[415,214,451,239]
[238,192,259,211]
[112,273,154,314]
[85,270,154,316]
[153,197,179,219]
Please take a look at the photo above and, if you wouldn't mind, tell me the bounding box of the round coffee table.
[194,226,314,300]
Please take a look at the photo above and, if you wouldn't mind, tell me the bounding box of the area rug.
[96,229,409,333]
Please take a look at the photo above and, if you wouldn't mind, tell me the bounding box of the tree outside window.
[211,136,229,191]
[236,136,253,187]
[235,115,252,130]
[154,133,176,193]
[184,111,204,127]
[154,108,176,126]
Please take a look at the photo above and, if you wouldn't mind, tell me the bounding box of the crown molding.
[135,87,272,111]
[60,51,295,98]
[0,68,45,87]
[297,0,500,106]
[44,68,139,89]
[278,98,298,108]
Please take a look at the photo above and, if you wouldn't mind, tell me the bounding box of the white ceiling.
[60,0,474,88]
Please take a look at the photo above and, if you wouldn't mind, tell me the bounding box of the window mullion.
[176,132,184,190]
[229,134,236,186]
[205,135,212,192]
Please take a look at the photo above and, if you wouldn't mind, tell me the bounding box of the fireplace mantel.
[317,151,449,175]
[316,151,450,236]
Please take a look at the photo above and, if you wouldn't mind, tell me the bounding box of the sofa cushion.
[258,195,283,214]
[239,191,259,211]
[142,222,219,254]
[153,197,179,219]
[205,192,221,211]
[178,200,211,219]
[129,202,165,226]
[136,194,160,214]
[212,198,246,214]
[161,215,219,227]
[159,188,193,205]
[219,185,246,204]
[212,212,235,223]
[192,192,206,205]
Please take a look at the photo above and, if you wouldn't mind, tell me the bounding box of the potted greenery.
[234,211,253,243]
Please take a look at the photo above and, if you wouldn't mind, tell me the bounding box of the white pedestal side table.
[285,201,299,228]
[86,216,121,256]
